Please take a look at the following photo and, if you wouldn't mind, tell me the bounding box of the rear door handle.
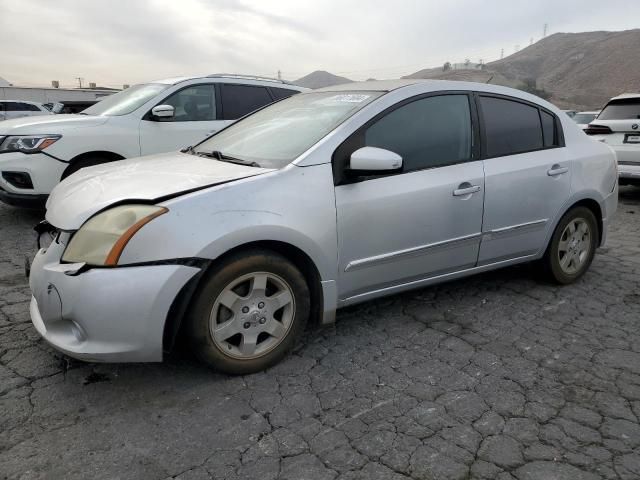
[547,165,569,176]
[453,184,481,196]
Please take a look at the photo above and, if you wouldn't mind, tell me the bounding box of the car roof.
[312,79,558,105]
[151,74,307,90]
[0,99,43,106]
[609,93,640,101]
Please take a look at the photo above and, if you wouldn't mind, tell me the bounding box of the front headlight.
[0,135,61,153]
[62,205,168,266]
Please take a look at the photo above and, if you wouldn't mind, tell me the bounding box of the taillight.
[584,124,613,135]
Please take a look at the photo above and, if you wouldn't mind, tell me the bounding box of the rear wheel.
[542,206,598,284]
[187,249,310,374]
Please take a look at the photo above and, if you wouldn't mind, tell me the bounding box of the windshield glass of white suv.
[598,98,640,120]
[82,83,168,116]
[196,91,382,169]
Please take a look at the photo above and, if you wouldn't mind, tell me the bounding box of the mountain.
[294,70,352,89]
[405,29,640,110]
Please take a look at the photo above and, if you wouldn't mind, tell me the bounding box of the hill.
[293,70,352,89]
[405,29,640,110]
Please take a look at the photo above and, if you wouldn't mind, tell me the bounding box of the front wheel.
[542,206,598,284]
[187,249,310,374]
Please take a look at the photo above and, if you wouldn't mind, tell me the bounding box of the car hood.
[0,114,108,134]
[46,152,275,230]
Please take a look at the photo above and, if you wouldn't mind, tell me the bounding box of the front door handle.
[453,184,481,196]
[547,165,569,176]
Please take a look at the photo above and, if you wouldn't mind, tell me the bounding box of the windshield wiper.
[195,150,261,167]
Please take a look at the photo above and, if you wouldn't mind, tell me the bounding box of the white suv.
[0,75,306,206]
[0,100,53,121]
[585,93,640,185]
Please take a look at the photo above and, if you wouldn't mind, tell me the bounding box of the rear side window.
[363,94,472,172]
[270,87,298,100]
[220,84,273,120]
[480,96,543,157]
[598,98,640,120]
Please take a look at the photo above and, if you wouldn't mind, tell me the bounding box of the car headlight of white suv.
[0,135,61,153]
[62,204,168,266]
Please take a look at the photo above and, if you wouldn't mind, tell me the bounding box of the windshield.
[196,91,382,169]
[83,83,168,116]
[573,113,598,124]
[598,98,640,120]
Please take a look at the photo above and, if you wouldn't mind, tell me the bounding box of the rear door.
[139,83,223,155]
[477,94,571,264]
[589,97,640,165]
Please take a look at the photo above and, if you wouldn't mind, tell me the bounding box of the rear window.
[598,98,640,120]
[480,96,543,157]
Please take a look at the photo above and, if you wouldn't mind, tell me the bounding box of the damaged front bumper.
[29,239,200,363]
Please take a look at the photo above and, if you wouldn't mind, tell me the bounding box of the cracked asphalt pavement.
[2,189,640,480]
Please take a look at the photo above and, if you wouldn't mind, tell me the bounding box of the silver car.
[29,80,618,374]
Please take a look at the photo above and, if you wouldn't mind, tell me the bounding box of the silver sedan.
[29,80,618,374]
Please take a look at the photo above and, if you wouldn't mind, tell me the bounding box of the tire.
[186,249,310,374]
[541,206,598,284]
[61,155,115,180]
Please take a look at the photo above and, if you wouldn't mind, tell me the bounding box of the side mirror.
[349,147,402,173]
[151,104,175,119]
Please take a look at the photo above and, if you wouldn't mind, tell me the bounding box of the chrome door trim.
[340,253,536,305]
[344,232,482,272]
[484,219,548,239]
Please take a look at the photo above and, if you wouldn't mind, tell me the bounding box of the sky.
[1,0,639,88]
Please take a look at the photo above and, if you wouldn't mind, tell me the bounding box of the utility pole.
[277,70,282,80]
[500,48,504,59]
[75,77,84,88]
[543,23,548,37]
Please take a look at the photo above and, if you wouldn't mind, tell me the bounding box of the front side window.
[220,84,273,120]
[363,95,472,172]
[83,83,169,116]
[197,91,382,169]
[480,96,543,157]
[598,98,640,120]
[161,84,216,122]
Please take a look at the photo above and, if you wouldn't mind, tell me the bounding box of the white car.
[572,110,600,130]
[0,100,53,121]
[0,75,306,207]
[585,93,640,185]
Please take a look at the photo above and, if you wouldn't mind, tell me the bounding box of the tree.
[443,62,451,72]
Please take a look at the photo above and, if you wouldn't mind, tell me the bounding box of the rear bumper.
[29,243,200,363]
[618,162,640,183]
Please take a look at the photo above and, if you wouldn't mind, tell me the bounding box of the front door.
[139,84,227,155]
[334,93,485,300]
